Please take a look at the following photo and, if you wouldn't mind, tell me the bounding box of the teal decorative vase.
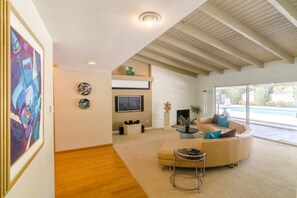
[125,66,135,75]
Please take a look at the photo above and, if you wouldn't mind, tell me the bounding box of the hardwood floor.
[55,145,148,198]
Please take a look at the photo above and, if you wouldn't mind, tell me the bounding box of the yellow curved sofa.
[157,117,253,168]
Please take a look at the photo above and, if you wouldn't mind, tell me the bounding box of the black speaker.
[119,126,124,135]
[141,125,145,133]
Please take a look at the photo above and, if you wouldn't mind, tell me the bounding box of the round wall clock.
[79,98,90,109]
[78,82,92,95]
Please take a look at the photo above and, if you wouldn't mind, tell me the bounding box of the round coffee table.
[176,127,198,139]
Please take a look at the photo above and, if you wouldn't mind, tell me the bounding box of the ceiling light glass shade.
[139,12,161,26]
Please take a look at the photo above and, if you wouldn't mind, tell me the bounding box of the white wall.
[151,66,199,128]
[54,68,112,152]
[6,0,54,197]
[196,58,297,116]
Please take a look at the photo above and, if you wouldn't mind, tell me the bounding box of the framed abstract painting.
[5,3,44,191]
[0,0,7,197]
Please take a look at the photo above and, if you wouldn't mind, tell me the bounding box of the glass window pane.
[249,82,297,128]
[214,82,297,145]
[215,85,247,124]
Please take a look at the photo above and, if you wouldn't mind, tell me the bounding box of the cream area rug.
[113,128,297,198]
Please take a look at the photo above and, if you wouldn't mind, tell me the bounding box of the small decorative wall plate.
[79,98,90,109]
[78,82,92,95]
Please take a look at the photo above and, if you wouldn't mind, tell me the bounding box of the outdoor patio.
[252,124,297,146]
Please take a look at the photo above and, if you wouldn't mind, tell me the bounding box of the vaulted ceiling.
[33,0,297,77]
[132,0,297,77]
[32,0,206,71]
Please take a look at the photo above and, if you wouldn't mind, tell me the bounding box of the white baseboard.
[112,131,119,134]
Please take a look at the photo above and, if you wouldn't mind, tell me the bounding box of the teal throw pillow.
[204,130,222,139]
[218,115,229,128]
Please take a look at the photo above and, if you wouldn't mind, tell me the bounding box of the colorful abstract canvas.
[4,4,44,192]
[10,27,42,165]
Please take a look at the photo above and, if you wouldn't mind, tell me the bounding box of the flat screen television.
[115,96,144,112]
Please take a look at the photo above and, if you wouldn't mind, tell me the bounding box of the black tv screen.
[115,96,144,112]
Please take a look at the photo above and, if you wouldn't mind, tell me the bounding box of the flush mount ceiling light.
[139,12,161,26]
[87,61,96,65]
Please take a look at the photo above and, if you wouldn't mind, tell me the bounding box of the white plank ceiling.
[132,0,297,77]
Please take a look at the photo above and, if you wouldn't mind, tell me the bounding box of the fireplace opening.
[176,109,190,125]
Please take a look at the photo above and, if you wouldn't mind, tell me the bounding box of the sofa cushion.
[204,130,222,139]
[201,123,230,133]
[229,121,246,134]
[157,138,201,160]
[197,116,246,134]
[218,115,229,128]
[220,129,236,138]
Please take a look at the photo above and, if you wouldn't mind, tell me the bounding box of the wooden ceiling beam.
[175,22,264,68]
[267,0,297,29]
[146,44,223,74]
[137,50,209,76]
[132,55,198,78]
[158,35,241,71]
[200,1,294,63]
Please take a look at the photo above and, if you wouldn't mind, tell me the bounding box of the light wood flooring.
[55,145,147,198]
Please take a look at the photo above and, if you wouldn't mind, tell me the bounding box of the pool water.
[229,107,297,117]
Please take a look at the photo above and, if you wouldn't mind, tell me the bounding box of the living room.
[1,0,297,198]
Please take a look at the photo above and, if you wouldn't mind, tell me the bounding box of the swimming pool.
[225,106,297,118]
[219,106,297,127]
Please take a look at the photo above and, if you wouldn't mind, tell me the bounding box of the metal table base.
[170,149,205,193]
